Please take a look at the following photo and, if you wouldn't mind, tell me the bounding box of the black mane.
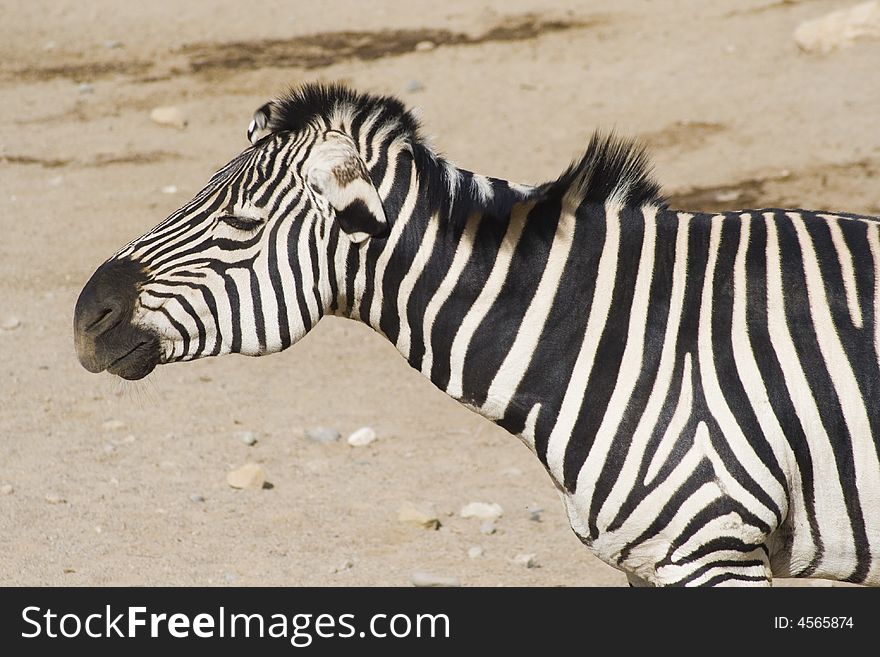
[541,132,665,207]
[266,83,425,145]
[263,83,664,211]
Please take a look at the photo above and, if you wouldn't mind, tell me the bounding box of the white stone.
[305,426,341,443]
[235,430,257,446]
[45,492,66,504]
[0,484,13,495]
[150,106,188,129]
[512,553,538,568]
[226,463,266,490]
[102,419,125,431]
[347,426,377,447]
[460,501,504,521]
[794,1,880,53]
[1,317,21,331]
[467,546,483,559]
[479,521,497,535]
[410,571,461,587]
[415,40,436,51]
[397,503,441,529]
[161,185,178,194]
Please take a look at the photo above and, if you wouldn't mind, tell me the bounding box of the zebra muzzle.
[73,258,160,380]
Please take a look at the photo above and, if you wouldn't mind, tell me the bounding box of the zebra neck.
[345,156,548,422]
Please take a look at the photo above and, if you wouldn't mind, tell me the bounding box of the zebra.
[73,83,880,587]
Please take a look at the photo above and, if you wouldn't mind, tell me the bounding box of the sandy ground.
[1,0,879,587]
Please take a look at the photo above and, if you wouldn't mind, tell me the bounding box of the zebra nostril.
[87,306,116,332]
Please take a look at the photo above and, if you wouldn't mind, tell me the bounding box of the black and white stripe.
[102,84,880,586]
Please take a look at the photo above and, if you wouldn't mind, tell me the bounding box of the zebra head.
[74,84,395,380]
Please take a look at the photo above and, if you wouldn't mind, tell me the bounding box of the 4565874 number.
[774,617,853,629]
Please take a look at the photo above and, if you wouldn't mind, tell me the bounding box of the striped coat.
[74,84,880,585]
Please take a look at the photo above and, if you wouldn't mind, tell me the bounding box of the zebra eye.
[218,215,264,232]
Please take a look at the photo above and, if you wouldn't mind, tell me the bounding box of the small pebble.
[513,553,539,568]
[415,40,436,51]
[405,79,425,93]
[45,493,66,505]
[397,502,441,530]
[226,463,266,490]
[479,521,497,535]
[150,106,188,130]
[1,317,21,331]
[0,484,13,495]
[460,501,504,521]
[161,185,178,194]
[235,430,257,446]
[410,571,461,587]
[467,546,483,559]
[527,504,544,522]
[102,419,126,431]
[104,40,124,49]
[189,493,205,503]
[77,83,94,94]
[347,426,377,447]
[305,426,341,444]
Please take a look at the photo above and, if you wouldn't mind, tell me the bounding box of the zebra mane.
[542,132,665,208]
[261,83,664,217]
[262,83,425,147]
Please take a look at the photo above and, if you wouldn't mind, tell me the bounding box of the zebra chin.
[75,329,162,381]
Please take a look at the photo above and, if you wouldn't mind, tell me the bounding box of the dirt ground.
[1,0,878,587]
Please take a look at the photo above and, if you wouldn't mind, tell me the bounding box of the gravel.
[226,463,266,490]
[150,106,188,130]
[512,553,539,568]
[235,430,258,446]
[397,502,441,530]
[410,571,461,587]
[305,427,341,444]
[347,426,377,447]
[460,501,503,521]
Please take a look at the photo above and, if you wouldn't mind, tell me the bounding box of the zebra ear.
[305,131,388,243]
[247,102,274,145]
